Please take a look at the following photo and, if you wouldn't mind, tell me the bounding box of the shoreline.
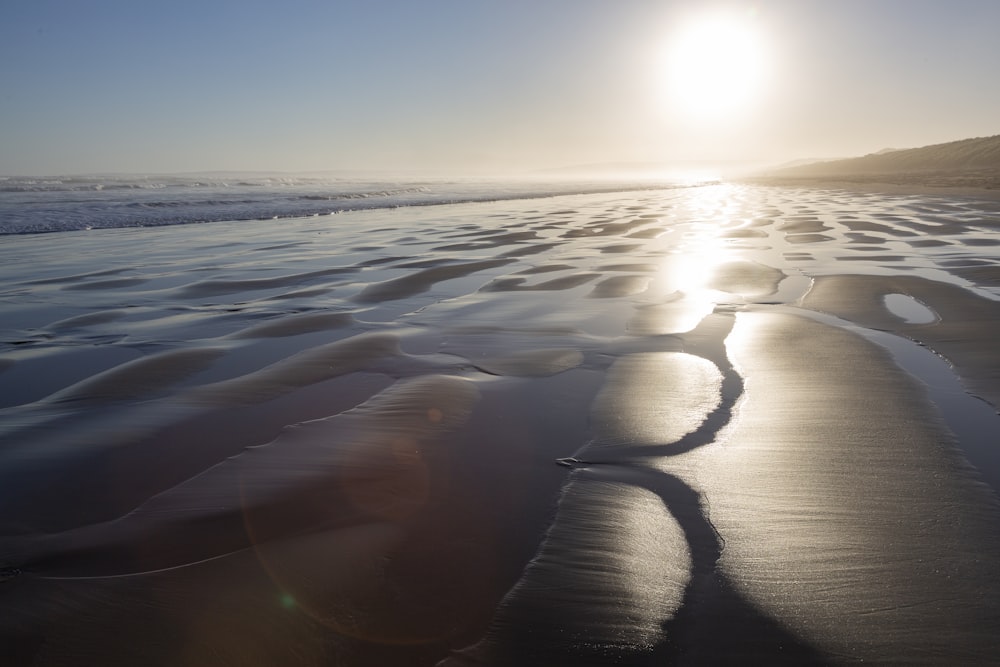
[2,183,1000,665]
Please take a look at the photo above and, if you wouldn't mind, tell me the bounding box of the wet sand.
[1,184,1000,665]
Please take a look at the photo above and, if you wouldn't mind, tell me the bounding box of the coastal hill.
[754,134,1000,190]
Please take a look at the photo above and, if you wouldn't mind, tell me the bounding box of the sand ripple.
[184,332,402,407]
[2,184,1000,665]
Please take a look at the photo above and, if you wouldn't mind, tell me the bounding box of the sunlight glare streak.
[654,186,732,297]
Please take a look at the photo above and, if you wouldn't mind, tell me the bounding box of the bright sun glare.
[663,10,768,122]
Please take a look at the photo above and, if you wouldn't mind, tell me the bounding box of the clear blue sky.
[2,0,999,175]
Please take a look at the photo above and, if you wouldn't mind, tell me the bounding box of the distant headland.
[749,134,1000,192]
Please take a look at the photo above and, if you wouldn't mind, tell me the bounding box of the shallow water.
[883,292,938,323]
[1,184,999,665]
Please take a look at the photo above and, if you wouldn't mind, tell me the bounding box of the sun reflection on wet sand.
[710,310,1000,660]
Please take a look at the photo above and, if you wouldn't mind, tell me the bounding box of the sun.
[662,10,768,122]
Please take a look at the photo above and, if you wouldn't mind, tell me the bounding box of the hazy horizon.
[3,1,999,177]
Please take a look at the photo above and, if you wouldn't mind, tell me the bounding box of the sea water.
[0,173,690,235]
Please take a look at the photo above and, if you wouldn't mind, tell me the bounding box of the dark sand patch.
[626,227,667,239]
[227,312,355,339]
[45,348,227,405]
[252,242,309,252]
[838,219,897,234]
[835,254,906,261]
[598,243,644,254]
[476,231,540,245]
[185,332,402,407]
[851,245,899,252]
[778,219,830,233]
[16,375,481,578]
[844,232,886,243]
[46,310,128,331]
[471,348,584,377]
[907,238,952,247]
[498,242,561,258]
[939,258,994,267]
[355,259,513,303]
[513,264,575,275]
[433,242,495,252]
[260,286,332,300]
[440,229,539,245]
[178,266,356,298]
[785,233,834,244]
[480,273,599,293]
[560,228,602,239]
[63,277,149,291]
[951,264,1000,286]
[0,372,398,535]
[392,258,458,269]
[0,346,143,409]
[597,263,659,273]
[604,218,655,234]
[707,260,785,298]
[434,230,544,253]
[962,237,1000,246]
[0,366,610,663]
[358,255,409,266]
[26,268,131,286]
[587,275,651,298]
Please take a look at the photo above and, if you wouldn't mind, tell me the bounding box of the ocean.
[0,173,692,235]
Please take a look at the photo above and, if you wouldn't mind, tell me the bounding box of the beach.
[2,182,999,665]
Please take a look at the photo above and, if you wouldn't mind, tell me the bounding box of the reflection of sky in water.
[588,352,722,449]
[882,293,938,323]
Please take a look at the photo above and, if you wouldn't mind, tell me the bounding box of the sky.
[2,0,999,176]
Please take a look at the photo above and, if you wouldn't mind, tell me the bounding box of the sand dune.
[754,134,1000,191]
